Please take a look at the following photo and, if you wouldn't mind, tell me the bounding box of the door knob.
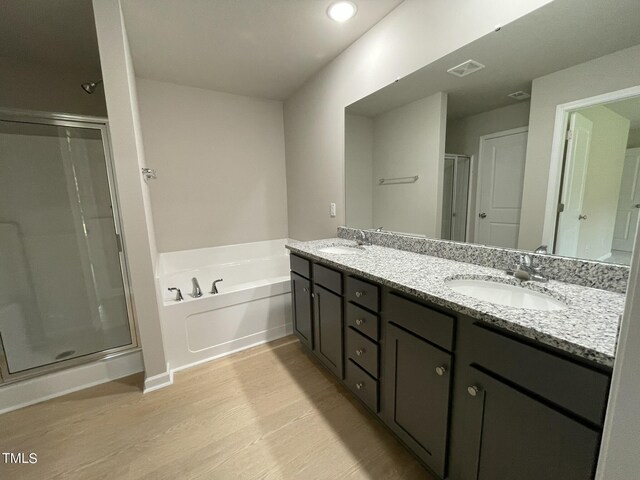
[479,212,487,219]
[635,204,640,209]
[435,366,446,376]
[578,214,587,220]
[467,385,480,397]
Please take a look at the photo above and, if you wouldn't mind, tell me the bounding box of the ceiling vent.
[508,91,531,101]
[446,59,485,78]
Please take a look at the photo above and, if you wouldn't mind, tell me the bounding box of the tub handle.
[211,279,223,294]
[168,287,183,301]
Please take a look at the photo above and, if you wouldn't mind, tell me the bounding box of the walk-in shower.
[0,110,136,384]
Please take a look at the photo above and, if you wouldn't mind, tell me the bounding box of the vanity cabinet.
[383,291,455,478]
[288,252,611,480]
[290,255,345,378]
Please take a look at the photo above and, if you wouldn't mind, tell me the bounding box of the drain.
[55,350,76,360]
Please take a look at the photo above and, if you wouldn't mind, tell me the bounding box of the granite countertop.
[286,238,625,368]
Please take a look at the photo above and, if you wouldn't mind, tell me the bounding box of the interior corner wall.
[372,92,447,237]
[446,101,531,243]
[628,128,640,149]
[283,0,553,241]
[92,0,168,382]
[519,44,640,251]
[0,58,107,117]
[135,78,288,253]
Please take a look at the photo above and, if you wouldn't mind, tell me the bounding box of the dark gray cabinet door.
[385,323,451,478]
[291,272,313,349]
[313,284,343,378]
[452,366,600,480]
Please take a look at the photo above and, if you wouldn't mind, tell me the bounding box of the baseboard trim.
[0,349,144,415]
[143,363,173,393]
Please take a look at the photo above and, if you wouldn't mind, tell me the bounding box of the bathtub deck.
[0,336,432,480]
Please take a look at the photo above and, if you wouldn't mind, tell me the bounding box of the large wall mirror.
[345,0,640,265]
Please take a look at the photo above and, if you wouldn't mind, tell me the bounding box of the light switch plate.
[330,203,336,217]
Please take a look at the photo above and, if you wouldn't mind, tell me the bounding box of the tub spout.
[211,278,223,294]
[191,277,203,298]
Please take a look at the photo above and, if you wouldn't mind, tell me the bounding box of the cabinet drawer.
[290,254,311,279]
[346,360,379,412]
[346,276,380,312]
[313,263,342,295]
[346,303,380,341]
[468,322,610,426]
[386,292,455,351]
[346,327,379,378]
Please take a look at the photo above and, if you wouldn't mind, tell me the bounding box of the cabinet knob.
[356,348,365,356]
[302,287,308,293]
[311,293,315,298]
[355,291,366,298]
[435,366,446,376]
[355,318,364,326]
[355,382,364,390]
[467,385,480,397]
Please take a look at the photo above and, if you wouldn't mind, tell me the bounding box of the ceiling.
[0,0,102,75]
[121,0,404,100]
[347,0,640,120]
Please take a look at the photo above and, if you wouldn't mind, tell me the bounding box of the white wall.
[92,0,169,388]
[519,44,640,250]
[0,57,106,117]
[135,79,288,252]
[345,114,374,229]
[576,106,629,259]
[283,0,553,241]
[372,93,447,236]
[628,128,640,149]
[446,101,531,243]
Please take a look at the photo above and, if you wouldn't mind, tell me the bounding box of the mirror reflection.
[345,0,640,265]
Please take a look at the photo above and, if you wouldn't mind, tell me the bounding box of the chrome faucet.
[168,287,183,301]
[211,278,223,294]
[191,277,203,298]
[509,245,548,282]
[356,229,370,246]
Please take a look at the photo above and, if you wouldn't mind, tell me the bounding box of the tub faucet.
[211,279,223,294]
[168,287,183,301]
[191,277,203,298]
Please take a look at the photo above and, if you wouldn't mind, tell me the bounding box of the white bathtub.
[156,239,292,372]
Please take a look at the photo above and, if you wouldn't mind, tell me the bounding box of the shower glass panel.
[441,154,470,242]
[0,118,133,376]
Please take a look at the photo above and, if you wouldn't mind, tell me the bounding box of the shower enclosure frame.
[0,108,139,385]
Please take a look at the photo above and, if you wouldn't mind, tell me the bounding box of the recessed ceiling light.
[328,1,357,23]
[446,59,485,78]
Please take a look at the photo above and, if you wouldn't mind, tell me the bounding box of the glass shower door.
[0,117,134,378]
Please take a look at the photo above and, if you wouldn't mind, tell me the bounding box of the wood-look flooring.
[0,336,434,479]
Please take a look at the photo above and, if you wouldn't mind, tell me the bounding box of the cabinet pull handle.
[355,318,364,326]
[355,382,364,390]
[467,385,480,397]
[355,291,366,298]
[356,348,365,356]
[435,366,446,376]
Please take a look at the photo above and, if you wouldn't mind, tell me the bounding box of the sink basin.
[446,278,566,311]
[318,245,364,255]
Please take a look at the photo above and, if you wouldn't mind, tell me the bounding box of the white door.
[555,113,593,257]
[476,128,528,248]
[612,148,640,252]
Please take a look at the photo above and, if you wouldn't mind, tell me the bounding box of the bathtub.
[156,239,292,372]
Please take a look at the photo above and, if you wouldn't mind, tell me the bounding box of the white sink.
[446,278,566,311]
[318,245,364,255]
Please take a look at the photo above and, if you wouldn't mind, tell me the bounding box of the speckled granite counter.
[287,238,625,368]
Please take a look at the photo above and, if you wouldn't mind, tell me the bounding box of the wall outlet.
[330,202,336,217]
